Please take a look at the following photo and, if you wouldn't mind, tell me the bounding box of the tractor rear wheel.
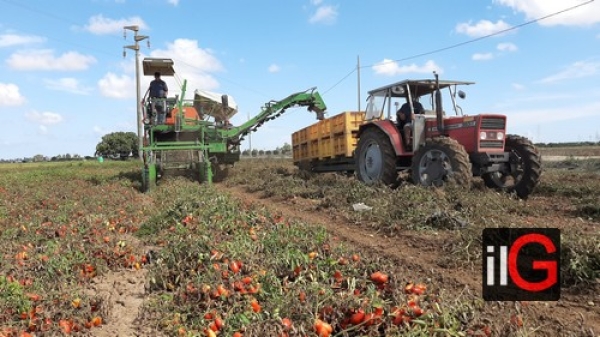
[482,134,541,199]
[354,127,398,187]
[411,137,472,188]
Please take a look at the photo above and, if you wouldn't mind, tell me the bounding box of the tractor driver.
[146,72,168,124]
[396,96,424,149]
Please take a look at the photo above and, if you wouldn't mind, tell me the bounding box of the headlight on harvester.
[480,131,487,140]
[496,132,504,140]
[143,118,150,125]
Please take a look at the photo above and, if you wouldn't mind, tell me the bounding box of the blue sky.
[1,0,599,159]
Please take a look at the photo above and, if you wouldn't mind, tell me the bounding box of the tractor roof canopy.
[142,58,175,76]
[368,79,475,99]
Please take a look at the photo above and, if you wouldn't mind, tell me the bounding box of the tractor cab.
[364,76,474,152]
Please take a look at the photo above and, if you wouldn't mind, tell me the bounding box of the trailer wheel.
[355,127,398,187]
[482,134,541,199]
[411,137,472,188]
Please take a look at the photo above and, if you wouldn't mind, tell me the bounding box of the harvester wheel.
[141,165,157,192]
[212,164,229,183]
[141,168,149,192]
[482,134,541,199]
[355,127,398,187]
[411,137,472,188]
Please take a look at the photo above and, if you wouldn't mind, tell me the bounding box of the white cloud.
[167,0,179,5]
[538,60,600,84]
[268,64,281,73]
[493,0,600,26]
[0,83,26,106]
[7,49,96,71]
[98,72,134,99]
[309,5,338,24]
[44,78,93,95]
[147,38,224,92]
[472,53,494,61]
[512,83,525,90]
[497,42,518,52]
[372,59,443,76]
[83,14,148,35]
[455,19,513,37]
[310,0,324,5]
[25,111,64,125]
[0,33,45,47]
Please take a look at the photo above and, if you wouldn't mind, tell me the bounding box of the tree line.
[94,131,293,158]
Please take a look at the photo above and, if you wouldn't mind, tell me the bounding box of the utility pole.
[123,25,149,162]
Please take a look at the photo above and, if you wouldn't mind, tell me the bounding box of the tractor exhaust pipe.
[434,72,445,135]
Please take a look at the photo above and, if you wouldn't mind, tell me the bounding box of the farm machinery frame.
[139,57,326,192]
[294,72,542,199]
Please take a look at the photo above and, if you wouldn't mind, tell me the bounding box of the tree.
[95,132,139,158]
[281,142,292,154]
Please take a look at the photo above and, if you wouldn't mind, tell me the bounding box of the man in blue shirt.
[149,72,168,98]
[146,72,168,124]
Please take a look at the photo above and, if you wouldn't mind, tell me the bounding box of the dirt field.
[222,157,600,336]
[0,155,598,336]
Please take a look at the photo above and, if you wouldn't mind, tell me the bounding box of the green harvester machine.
[139,57,326,192]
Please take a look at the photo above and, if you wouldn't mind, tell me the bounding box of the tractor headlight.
[496,132,504,140]
[480,131,487,140]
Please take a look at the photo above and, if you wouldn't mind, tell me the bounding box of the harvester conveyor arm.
[220,87,326,141]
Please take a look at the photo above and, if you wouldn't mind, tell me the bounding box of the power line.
[0,0,270,98]
[1,0,594,101]
[362,0,595,69]
[322,67,357,95]
[321,0,595,94]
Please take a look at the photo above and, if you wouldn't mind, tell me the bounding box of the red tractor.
[354,72,541,199]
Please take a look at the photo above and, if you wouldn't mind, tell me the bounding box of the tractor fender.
[357,120,406,156]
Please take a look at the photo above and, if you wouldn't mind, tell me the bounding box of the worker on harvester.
[144,72,168,125]
[396,95,424,149]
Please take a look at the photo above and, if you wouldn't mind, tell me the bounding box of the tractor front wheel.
[482,135,541,199]
[354,127,398,187]
[411,137,472,188]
